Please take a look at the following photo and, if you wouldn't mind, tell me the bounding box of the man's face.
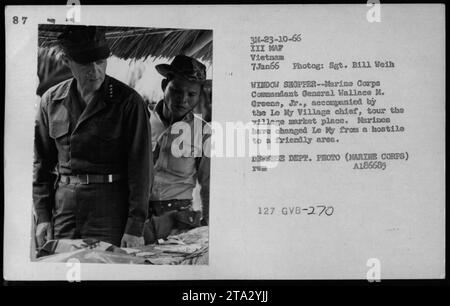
[66,57,107,92]
[163,76,202,121]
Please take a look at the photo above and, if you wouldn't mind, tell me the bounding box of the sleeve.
[196,125,211,224]
[33,95,58,224]
[123,93,153,236]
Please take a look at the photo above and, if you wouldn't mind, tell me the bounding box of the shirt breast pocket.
[167,153,196,177]
[49,120,69,139]
[94,117,121,141]
[92,117,122,162]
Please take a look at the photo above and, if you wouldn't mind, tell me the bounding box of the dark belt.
[149,199,192,216]
[59,174,122,185]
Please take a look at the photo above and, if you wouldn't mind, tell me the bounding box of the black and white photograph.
[3,4,445,285]
[32,24,212,264]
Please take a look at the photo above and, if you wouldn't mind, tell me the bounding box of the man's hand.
[35,222,53,248]
[120,233,145,248]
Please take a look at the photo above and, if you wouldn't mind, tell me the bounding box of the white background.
[4,4,445,280]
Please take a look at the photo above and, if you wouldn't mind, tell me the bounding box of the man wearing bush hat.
[33,25,152,248]
[144,55,210,243]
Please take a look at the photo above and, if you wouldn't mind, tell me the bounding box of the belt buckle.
[77,174,89,185]
[108,174,113,183]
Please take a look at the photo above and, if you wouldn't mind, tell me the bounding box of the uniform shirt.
[33,75,152,236]
[149,100,210,221]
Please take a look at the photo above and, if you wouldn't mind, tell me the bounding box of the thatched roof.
[38,25,212,62]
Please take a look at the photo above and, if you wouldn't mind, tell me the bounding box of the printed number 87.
[13,16,27,24]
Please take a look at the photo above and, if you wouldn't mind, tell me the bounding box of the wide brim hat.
[156,55,206,83]
[58,25,110,64]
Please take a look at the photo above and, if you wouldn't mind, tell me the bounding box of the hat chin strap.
[164,98,202,126]
[162,99,175,126]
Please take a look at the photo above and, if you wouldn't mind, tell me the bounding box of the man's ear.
[161,79,169,91]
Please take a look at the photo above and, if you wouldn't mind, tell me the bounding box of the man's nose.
[181,93,190,105]
[88,62,102,76]
[86,63,95,76]
[94,62,103,76]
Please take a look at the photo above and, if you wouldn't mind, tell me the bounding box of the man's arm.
[123,93,153,237]
[33,95,58,225]
[197,128,211,225]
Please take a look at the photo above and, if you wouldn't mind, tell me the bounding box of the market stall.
[36,226,209,265]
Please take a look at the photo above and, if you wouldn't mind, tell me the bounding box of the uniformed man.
[33,26,152,248]
[144,55,210,243]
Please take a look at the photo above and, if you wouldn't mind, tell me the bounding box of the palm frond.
[38,25,212,62]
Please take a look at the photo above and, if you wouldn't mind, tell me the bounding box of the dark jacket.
[33,75,153,237]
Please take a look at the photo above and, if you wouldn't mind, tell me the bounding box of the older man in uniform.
[144,55,210,243]
[33,26,152,248]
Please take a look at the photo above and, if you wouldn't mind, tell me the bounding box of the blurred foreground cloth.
[36,226,208,265]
